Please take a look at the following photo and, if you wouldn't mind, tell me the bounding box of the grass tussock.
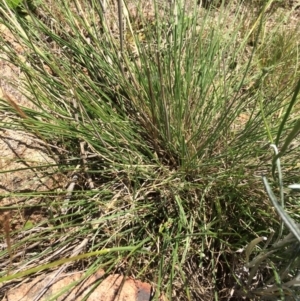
[0,0,300,299]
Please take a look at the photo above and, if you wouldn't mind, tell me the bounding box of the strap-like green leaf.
[263,176,300,243]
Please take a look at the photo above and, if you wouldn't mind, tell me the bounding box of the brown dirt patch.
[3,268,153,301]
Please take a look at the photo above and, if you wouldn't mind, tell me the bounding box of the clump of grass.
[0,0,299,299]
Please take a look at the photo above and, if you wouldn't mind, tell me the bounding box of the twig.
[32,238,89,301]
[1,212,12,275]
[117,0,124,54]
[80,141,95,190]
[62,173,79,215]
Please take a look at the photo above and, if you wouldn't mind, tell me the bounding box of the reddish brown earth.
[4,269,153,301]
